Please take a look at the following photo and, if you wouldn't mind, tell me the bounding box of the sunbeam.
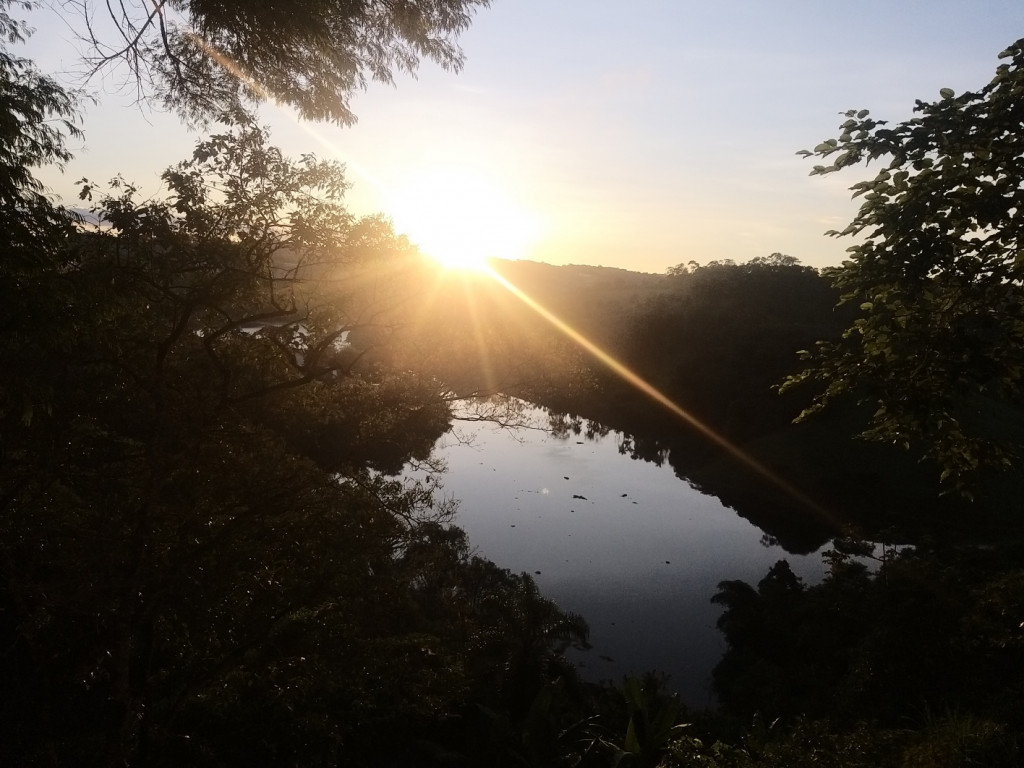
[184,30,388,198]
[479,263,844,533]
[179,25,839,532]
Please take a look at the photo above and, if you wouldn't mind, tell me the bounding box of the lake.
[407,403,833,707]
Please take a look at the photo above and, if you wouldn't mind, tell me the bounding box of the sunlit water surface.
[408,408,829,706]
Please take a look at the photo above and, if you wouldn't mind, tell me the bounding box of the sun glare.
[387,166,544,271]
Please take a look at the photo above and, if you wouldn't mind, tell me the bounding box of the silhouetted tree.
[47,0,490,124]
[712,546,1024,741]
[0,68,586,764]
[785,38,1024,489]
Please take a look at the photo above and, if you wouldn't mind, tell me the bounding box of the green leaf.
[624,717,641,753]
[939,87,955,99]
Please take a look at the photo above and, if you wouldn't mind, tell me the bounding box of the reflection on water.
[408,405,830,706]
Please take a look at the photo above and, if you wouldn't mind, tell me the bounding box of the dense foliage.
[0,9,80,206]
[700,545,1024,767]
[0,45,590,764]
[53,0,490,124]
[494,254,849,450]
[785,37,1024,490]
[8,2,1024,765]
[622,254,846,442]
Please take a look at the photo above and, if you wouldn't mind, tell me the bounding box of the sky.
[23,0,1024,273]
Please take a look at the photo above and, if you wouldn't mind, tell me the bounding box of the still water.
[410,406,831,707]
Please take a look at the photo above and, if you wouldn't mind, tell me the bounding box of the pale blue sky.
[25,1,1024,271]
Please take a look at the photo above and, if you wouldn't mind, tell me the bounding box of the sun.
[386,165,544,270]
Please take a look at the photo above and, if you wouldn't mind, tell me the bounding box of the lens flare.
[479,263,842,532]
[178,28,841,535]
